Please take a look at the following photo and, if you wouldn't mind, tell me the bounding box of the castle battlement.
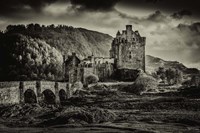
[114,25,146,44]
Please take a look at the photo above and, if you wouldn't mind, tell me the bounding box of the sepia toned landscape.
[0,0,200,132]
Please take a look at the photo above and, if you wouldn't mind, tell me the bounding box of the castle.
[110,25,146,71]
[64,25,146,83]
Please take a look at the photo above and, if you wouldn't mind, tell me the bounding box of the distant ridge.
[146,55,199,75]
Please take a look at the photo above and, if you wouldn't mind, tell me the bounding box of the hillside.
[0,34,63,81]
[5,24,113,59]
[146,55,199,75]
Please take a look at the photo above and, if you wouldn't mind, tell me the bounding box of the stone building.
[64,25,146,83]
[110,25,146,71]
[64,53,114,83]
[63,53,83,84]
[80,55,114,81]
[110,25,146,80]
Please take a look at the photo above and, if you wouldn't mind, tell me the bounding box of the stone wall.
[83,68,94,83]
[114,69,139,81]
[81,63,114,83]
[119,42,145,70]
[0,82,20,104]
[94,63,114,81]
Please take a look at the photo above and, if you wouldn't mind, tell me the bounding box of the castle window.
[129,52,132,59]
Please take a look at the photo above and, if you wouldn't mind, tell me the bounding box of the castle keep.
[110,25,146,71]
[64,25,146,82]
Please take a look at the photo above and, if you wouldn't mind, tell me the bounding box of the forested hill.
[0,24,113,81]
[5,24,113,58]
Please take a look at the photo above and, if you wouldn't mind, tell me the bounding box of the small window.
[129,52,132,59]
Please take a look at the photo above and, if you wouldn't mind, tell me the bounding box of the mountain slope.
[146,55,199,75]
[5,24,113,59]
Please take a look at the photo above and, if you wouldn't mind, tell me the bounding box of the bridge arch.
[42,89,56,104]
[59,89,67,105]
[24,89,37,103]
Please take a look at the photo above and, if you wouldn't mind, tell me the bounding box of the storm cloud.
[177,23,200,62]
[0,0,59,16]
[171,10,192,19]
[69,0,120,11]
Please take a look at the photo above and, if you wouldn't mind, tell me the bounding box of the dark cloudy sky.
[0,0,200,69]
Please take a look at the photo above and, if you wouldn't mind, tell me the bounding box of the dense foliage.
[156,67,183,85]
[5,24,112,58]
[0,34,63,81]
[85,74,99,85]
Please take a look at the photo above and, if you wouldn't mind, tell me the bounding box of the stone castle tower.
[110,25,146,72]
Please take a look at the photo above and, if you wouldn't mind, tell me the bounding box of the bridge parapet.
[40,81,56,94]
[0,81,71,105]
[23,81,37,86]
[57,82,67,89]
[22,81,37,94]
[0,82,20,88]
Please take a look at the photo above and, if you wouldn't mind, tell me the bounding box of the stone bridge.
[0,81,72,105]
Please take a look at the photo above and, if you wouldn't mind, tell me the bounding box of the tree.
[0,34,63,81]
[165,68,176,85]
[191,75,200,87]
[156,67,166,82]
[85,74,99,85]
[174,69,183,84]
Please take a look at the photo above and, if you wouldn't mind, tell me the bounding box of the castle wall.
[83,68,94,83]
[119,42,145,70]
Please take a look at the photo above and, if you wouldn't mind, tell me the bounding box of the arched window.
[129,52,132,59]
